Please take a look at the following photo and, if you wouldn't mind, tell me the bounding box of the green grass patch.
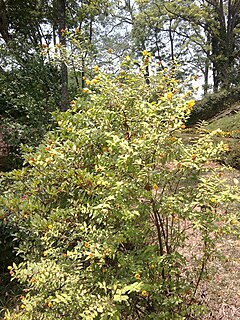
[206,111,240,170]
[207,111,240,134]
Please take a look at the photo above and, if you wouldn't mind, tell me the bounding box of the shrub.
[188,86,240,125]
[0,56,239,319]
[221,140,240,170]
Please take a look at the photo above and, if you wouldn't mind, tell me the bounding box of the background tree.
[0,0,111,168]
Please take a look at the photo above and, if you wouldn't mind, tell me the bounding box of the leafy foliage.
[0,52,60,168]
[188,85,240,125]
[0,57,239,319]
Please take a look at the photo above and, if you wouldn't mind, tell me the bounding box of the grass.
[207,103,240,133]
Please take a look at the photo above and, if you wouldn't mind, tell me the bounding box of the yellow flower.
[21,304,25,309]
[85,242,90,248]
[135,273,141,280]
[166,92,173,100]
[85,79,91,85]
[187,100,195,110]
[91,78,99,84]
[142,50,148,56]
[153,184,159,191]
[47,301,53,308]
[141,290,147,297]
[94,65,99,72]
[223,144,229,152]
[48,224,53,229]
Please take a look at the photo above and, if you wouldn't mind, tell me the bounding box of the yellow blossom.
[21,304,25,309]
[48,224,53,229]
[141,290,147,297]
[223,144,230,152]
[187,100,195,110]
[85,79,91,85]
[153,184,159,191]
[94,65,99,72]
[135,273,141,280]
[142,50,148,56]
[166,92,173,100]
[91,78,99,84]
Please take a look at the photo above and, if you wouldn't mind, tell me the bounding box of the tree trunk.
[169,19,174,61]
[203,58,209,95]
[0,0,11,43]
[58,0,68,112]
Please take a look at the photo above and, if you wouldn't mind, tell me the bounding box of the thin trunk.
[204,31,211,94]
[169,19,174,61]
[58,0,68,112]
[204,58,209,95]
[211,35,219,92]
[81,57,85,89]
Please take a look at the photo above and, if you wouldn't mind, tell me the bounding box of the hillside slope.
[207,104,240,132]
[188,86,240,125]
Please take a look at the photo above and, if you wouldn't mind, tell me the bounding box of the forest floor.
[200,234,240,320]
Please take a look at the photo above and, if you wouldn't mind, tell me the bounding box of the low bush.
[0,56,239,319]
[188,86,240,125]
[221,140,240,170]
